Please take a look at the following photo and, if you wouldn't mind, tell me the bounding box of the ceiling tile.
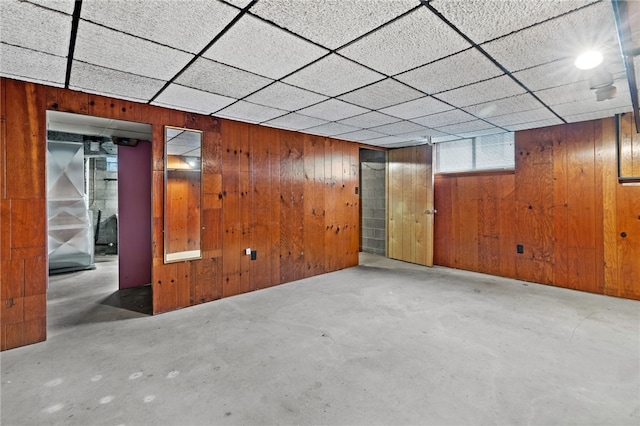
[487,108,559,128]
[175,58,273,99]
[396,49,504,94]
[482,2,618,72]
[69,61,165,102]
[75,21,193,80]
[512,58,590,91]
[379,96,453,120]
[339,7,471,75]
[411,108,476,128]
[431,0,596,43]
[464,94,544,119]
[0,0,71,56]
[432,135,463,143]
[250,0,416,49]
[337,111,400,128]
[337,129,388,142]
[393,128,447,141]
[436,75,527,108]
[80,0,239,53]
[203,14,327,79]
[535,80,595,106]
[506,118,564,132]
[29,0,75,14]
[458,128,508,139]
[225,0,254,8]
[283,54,384,97]
[304,122,361,137]
[152,84,236,114]
[263,113,328,131]
[297,99,370,122]
[435,119,497,135]
[552,87,632,118]
[0,44,66,87]
[337,79,423,110]
[244,82,329,111]
[365,135,413,146]
[371,121,429,136]
[215,101,287,123]
[562,105,633,124]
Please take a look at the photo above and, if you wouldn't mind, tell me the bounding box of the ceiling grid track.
[420,0,566,124]
[148,0,259,104]
[64,0,83,89]
[611,0,640,132]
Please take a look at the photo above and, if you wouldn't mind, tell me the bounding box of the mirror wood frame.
[164,125,203,263]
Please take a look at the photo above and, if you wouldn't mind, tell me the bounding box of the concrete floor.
[1,254,639,426]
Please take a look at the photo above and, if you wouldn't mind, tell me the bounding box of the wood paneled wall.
[434,115,640,300]
[0,78,359,350]
[434,171,516,278]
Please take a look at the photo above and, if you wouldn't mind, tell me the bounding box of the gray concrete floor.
[1,253,639,426]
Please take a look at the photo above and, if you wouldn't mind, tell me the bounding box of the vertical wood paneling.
[0,78,356,350]
[388,145,433,266]
[433,175,453,266]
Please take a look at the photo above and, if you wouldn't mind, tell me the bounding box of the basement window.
[436,132,514,173]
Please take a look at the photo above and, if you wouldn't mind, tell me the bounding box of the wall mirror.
[164,126,203,263]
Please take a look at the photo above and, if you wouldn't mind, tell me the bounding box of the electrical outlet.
[516,244,524,254]
[251,250,257,260]
[245,248,251,255]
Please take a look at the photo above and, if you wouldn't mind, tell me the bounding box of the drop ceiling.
[2,0,639,148]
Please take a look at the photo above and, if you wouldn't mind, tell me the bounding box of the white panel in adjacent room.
[74,21,193,80]
[304,122,361,137]
[263,113,328,131]
[411,108,476,128]
[482,2,618,72]
[432,0,595,44]
[339,7,470,76]
[80,0,239,53]
[337,79,423,110]
[337,111,400,128]
[0,44,66,87]
[153,84,235,114]
[297,99,370,122]
[203,14,327,80]
[379,96,453,120]
[463,94,544,119]
[0,0,71,56]
[437,76,527,108]
[69,62,165,102]
[245,82,329,111]
[175,58,273,99]
[216,101,287,124]
[396,48,504,94]
[283,54,384,97]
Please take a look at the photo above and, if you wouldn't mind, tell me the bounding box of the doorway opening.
[359,148,387,256]
[46,111,154,325]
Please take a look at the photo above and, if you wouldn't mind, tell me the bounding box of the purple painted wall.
[117,141,152,289]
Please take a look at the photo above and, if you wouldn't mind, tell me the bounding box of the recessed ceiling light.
[575,50,603,70]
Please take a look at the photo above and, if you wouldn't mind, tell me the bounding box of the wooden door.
[388,145,434,266]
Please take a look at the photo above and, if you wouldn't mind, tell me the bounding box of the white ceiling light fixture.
[574,50,604,70]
